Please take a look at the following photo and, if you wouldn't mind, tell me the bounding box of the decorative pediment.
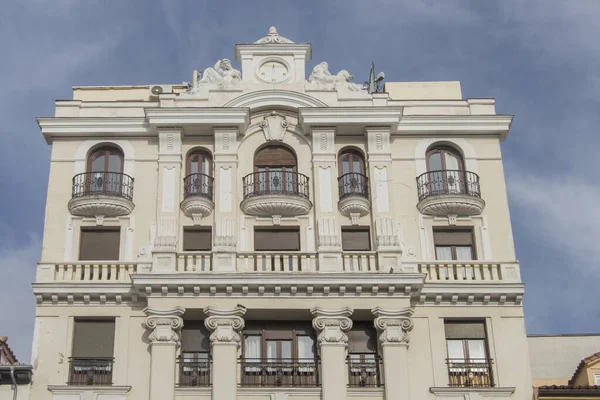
[254,26,294,44]
[260,111,289,141]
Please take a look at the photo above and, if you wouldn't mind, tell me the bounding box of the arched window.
[254,145,297,194]
[338,149,368,199]
[184,149,213,198]
[426,146,465,195]
[86,146,125,195]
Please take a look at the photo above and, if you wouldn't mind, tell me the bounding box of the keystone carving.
[143,306,185,345]
[260,111,289,142]
[372,307,414,347]
[204,306,246,347]
[311,307,353,345]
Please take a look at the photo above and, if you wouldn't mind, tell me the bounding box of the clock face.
[259,61,289,83]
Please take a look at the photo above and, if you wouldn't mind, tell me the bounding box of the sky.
[1,0,599,362]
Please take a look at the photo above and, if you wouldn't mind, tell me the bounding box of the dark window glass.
[342,228,371,251]
[183,228,212,251]
[254,228,300,251]
[79,228,120,260]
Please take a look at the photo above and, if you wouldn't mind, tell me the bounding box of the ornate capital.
[143,306,185,345]
[372,307,414,347]
[203,306,246,347]
[311,307,353,345]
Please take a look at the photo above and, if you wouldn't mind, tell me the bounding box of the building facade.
[31,27,531,400]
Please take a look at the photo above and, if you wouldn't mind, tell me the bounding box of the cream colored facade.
[31,28,530,400]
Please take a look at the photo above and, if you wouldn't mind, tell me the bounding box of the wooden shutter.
[254,228,300,251]
[181,321,211,352]
[342,228,371,251]
[183,228,212,251]
[79,229,120,260]
[348,322,378,353]
[255,146,296,166]
[72,319,115,357]
[265,323,294,340]
[444,321,486,339]
[433,229,473,246]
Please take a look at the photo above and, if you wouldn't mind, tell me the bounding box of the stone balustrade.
[236,252,317,273]
[177,252,212,272]
[45,262,143,282]
[416,261,521,282]
[341,252,378,272]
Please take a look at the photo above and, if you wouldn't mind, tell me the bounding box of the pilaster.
[365,126,402,272]
[152,128,183,273]
[212,128,239,272]
[143,306,185,400]
[204,306,246,400]
[311,307,353,400]
[372,307,414,400]
[311,128,343,271]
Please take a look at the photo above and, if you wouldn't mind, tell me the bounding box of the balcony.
[180,173,214,223]
[338,173,371,224]
[177,354,211,387]
[447,358,494,388]
[347,354,383,387]
[240,171,312,219]
[416,170,485,217]
[240,358,320,387]
[68,172,134,219]
[68,357,113,386]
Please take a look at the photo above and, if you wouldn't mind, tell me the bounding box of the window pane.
[428,152,442,171]
[455,246,473,260]
[447,340,465,360]
[352,158,361,174]
[281,341,292,360]
[108,153,121,173]
[91,154,105,172]
[297,336,314,359]
[435,246,453,260]
[191,157,199,174]
[341,157,350,175]
[245,336,261,359]
[266,341,276,359]
[467,340,487,360]
[445,152,460,170]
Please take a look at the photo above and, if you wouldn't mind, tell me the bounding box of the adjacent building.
[31,27,530,400]
[0,336,33,399]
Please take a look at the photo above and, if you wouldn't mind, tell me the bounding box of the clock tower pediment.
[235,27,312,84]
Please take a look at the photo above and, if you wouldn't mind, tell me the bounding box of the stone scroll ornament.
[143,306,185,344]
[260,111,289,142]
[372,307,414,346]
[311,307,353,345]
[308,61,365,91]
[203,306,246,347]
[190,59,242,91]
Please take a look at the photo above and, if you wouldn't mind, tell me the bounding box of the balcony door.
[87,147,124,195]
[254,145,297,195]
[186,150,213,197]
[426,146,464,195]
[338,149,367,198]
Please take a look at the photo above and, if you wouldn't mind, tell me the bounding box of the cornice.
[37,117,150,144]
[299,106,403,131]
[397,114,514,140]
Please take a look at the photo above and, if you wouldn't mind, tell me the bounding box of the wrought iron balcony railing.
[178,353,211,387]
[240,358,320,387]
[68,357,114,386]
[416,170,481,202]
[183,173,214,200]
[447,358,494,388]
[242,171,310,200]
[338,173,369,200]
[347,354,383,387]
[72,172,134,201]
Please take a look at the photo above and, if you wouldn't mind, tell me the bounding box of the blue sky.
[1,0,599,361]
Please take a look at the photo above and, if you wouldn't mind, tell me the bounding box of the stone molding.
[143,306,185,345]
[311,307,353,345]
[372,306,414,347]
[204,306,246,347]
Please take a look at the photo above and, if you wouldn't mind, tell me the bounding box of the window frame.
[341,227,371,251]
[79,227,121,261]
[426,146,464,172]
[338,149,366,176]
[253,145,298,195]
[242,323,316,362]
[433,228,476,261]
[186,149,213,177]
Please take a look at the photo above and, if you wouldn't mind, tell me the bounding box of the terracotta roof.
[0,336,19,365]
[538,385,600,397]
[569,352,600,386]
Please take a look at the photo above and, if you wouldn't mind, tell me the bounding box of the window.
[185,150,213,198]
[595,374,600,386]
[426,146,465,195]
[69,319,115,385]
[241,322,317,387]
[179,321,211,387]
[87,146,124,195]
[444,321,492,388]
[254,145,297,195]
[433,229,475,260]
[338,149,367,199]
[342,228,371,251]
[79,228,120,261]
[348,322,380,387]
[254,228,300,251]
[183,228,212,251]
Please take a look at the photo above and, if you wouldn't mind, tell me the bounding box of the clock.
[258,60,289,83]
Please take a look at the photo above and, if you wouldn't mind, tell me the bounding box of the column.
[204,306,246,400]
[365,127,403,272]
[311,128,343,271]
[143,306,185,400]
[152,128,183,273]
[372,306,414,400]
[311,307,353,400]
[212,128,238,271]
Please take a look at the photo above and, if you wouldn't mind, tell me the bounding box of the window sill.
[48,384,131,394]
[430,386,515,397]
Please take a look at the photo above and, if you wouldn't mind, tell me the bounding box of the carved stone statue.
[308,61,364,91]
[190,59,241,91]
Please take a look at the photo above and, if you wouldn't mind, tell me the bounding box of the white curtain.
[297,336,315,373]
[245,336,261,372]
